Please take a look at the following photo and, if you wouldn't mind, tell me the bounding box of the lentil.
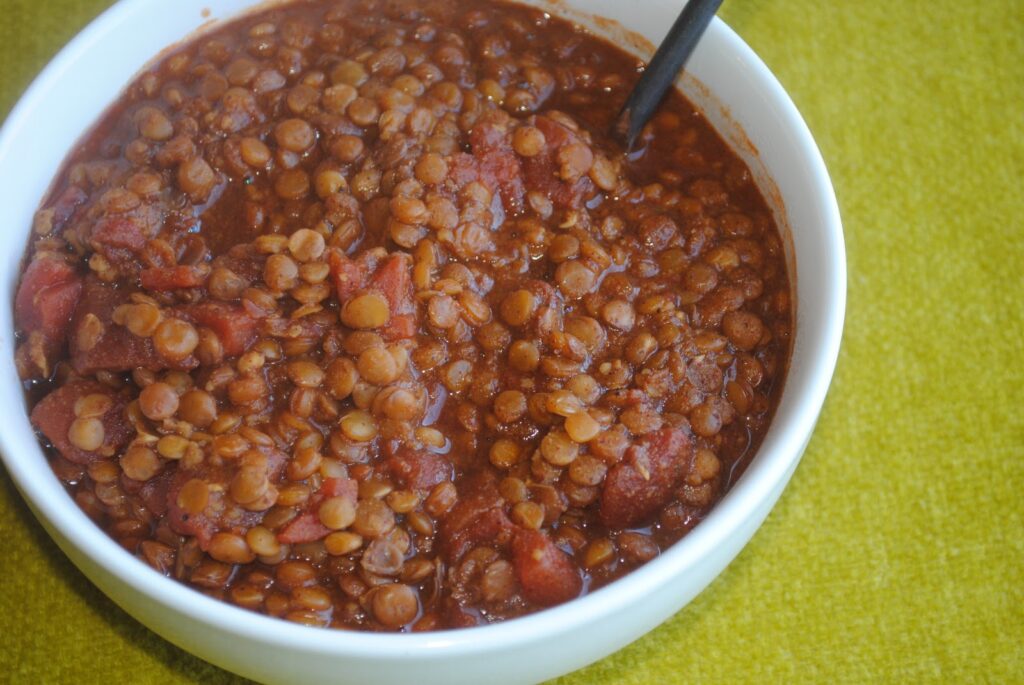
[120,445,163,482]
[341,293,390,329]
[153,319,199,361]
[18,0,790,636]
[67,418,104,452]
[565,410,601,443]
[138,382,179,420]
[371,584,418,629]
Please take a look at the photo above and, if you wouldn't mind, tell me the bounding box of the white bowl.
[0,1,845,683]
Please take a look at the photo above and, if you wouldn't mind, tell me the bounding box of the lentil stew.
[15,0,792,631]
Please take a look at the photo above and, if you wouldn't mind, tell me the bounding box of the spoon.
[613,0,724,149]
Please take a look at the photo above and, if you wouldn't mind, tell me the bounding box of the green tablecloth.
[2,1,1021,682]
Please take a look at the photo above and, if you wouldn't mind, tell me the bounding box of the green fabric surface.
[2,0,1022,682]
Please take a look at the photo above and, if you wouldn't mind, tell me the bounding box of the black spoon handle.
[614,0,724,149]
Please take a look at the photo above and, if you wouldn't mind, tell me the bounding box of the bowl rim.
[0,0,846,661]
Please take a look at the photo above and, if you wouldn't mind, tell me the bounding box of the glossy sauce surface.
[16,0,791,630]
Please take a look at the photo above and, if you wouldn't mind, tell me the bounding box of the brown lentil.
[341,293,390,329]
[371,584,419,629]
[153,319,199,361]
[19,0,790,636]
[319,495,357,530]
[120,445,162,481]
[67,418,104,452]
[512,126,545,156]
[138,382,179,420]
[565,410,601,443]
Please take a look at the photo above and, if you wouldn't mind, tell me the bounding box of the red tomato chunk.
[16,0,791,632]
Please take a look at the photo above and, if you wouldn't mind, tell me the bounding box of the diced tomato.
[520,116,593,209]
[438,485,514,563]
[329,250,418,340]
[90,215,148,252]
[320,476,357,499]
[50,185,87,231]
[15,255,82,348]
[165,471,234,549]
[468,119,507,150]
[599,426,695,528]
[328,249,371,302]
[386,448,453,491]
[384,314,417,341]
[447,153,480,188]
[167,503,217,549]
[511,528,582,607]
[140,265,208,290]
[164,451,284,550]
[533,115,571,147]
[367,254,417,340]
[70,277,196,373]
[468,121,525,212]
[179,301,260,357]
[276,476,357,544]
[277,512,331,544]
[367,254,412,313]
[29,381,132,465]
[35,279,84,341]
